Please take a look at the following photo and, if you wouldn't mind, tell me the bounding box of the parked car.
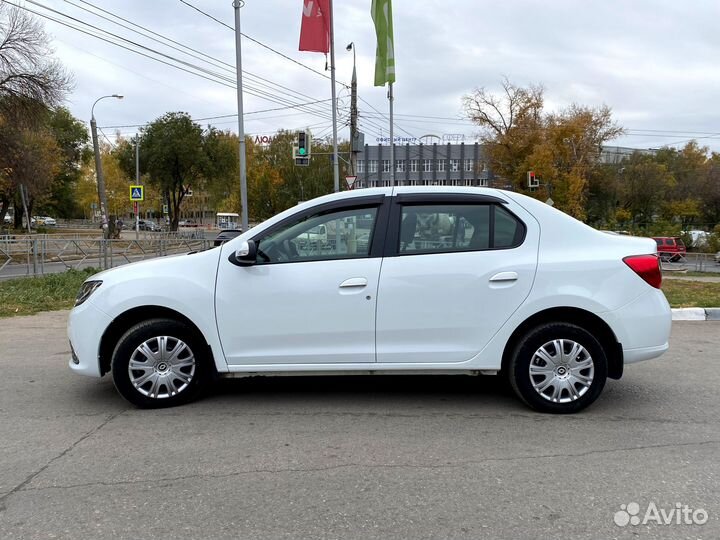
[3,214,12,224]
[135,219,159,232]
[68,187,671,413]
[39,216,56,227]
[715,251,720,265]
[652,237,686,262]
[179,219,199,227]
[214,229,243,246]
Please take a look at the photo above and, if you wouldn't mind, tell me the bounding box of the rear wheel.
[111,318,210,408]
[509,322,608,414]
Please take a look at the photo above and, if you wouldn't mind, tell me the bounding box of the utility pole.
[347,42,358,177]
[233,0,249,232]
[328,0,340,192]
[90,116,109,240]
[90,94,123,250]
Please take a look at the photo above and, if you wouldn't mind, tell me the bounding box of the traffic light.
[527,170,539,188]
[297,130,311,157]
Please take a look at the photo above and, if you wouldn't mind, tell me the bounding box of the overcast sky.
[23,0,720,151]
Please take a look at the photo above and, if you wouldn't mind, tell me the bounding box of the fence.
[661,252,720,273]
[0,235,213,279]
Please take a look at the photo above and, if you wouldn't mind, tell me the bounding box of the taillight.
[623,255,662,289]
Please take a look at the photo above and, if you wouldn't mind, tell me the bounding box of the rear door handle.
[339,277,368,288]
[489,271,518,282]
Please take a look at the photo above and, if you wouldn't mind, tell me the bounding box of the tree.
[618,152,675,226]
[526,105,623,219]
[0,5,72,225]
[463,77,544,188]
[6,126,61,227]
[463,79,622,219]
[136,112,209,231]
[126,112,237,231]
[43,107,90,217]
[0,4,70,119]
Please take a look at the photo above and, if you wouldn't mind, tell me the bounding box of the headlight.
[75,280,103,306]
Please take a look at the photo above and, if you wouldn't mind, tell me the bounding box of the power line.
[177,0,349,88]
[357,96,418,140]
[98,100,335,129]
[12,0,339,122]
[67,0,335,114]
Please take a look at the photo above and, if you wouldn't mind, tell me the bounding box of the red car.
[653,237,686,262]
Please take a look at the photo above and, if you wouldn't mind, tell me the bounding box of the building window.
[396,160,406,173]
[465,159,474,172]
[410,159,418,172]
[357,160,364,173]
[437,160,445,172]
[423,159,433,172]
[368,160,378,173]
[450,159,460,172]
[382,160,391,173]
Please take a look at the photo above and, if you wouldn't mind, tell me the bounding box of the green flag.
[371,0,395,86]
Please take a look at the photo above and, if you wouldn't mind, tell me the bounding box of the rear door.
[375,193,539,364]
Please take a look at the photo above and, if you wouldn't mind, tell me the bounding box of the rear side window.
[398,204,524,255]
[494,205,522,248]
[655,239,663,247]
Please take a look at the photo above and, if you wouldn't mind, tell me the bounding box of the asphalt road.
[0,312,718,539]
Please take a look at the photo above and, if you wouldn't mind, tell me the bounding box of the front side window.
[398,203,525,255]
[255,206,378,264]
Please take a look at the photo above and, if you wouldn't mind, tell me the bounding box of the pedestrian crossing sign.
[129,185,144,201]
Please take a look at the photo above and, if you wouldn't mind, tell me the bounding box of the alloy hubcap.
[128,336,196,399]
[529,339,594,403]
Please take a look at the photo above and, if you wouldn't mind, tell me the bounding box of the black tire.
[509,322,608,414]
[111,318,211,408]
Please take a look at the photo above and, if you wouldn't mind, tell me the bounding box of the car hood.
[83,247,220,285]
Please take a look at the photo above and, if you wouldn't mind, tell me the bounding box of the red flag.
[299,0,330,53]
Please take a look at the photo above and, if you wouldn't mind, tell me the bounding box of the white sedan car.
[68,187,671,413]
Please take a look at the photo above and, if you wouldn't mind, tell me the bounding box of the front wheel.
[509,322,608,414]
[111,318,210,408]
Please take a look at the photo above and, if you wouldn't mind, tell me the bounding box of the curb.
[672,308,720,321]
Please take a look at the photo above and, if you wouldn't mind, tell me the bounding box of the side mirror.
[229,239,257,266]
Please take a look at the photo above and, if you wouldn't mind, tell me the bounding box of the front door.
[215,203,385,366]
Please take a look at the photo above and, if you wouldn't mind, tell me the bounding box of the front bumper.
[67,300,112,377]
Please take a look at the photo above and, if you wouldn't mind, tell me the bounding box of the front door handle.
[489,271,518,282]
[339,277,368,288]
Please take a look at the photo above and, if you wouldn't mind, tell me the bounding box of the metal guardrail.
[661,252,720,273]
[0,236,213,279]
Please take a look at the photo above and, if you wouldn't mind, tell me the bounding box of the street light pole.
[233,0,249,232]
[90,94,123,245]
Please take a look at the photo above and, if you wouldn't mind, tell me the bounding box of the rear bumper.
[67,300,112,378]
[623,343,669,364]
[602,287,672,365]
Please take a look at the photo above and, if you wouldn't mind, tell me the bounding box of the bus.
[216,212,240,230]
